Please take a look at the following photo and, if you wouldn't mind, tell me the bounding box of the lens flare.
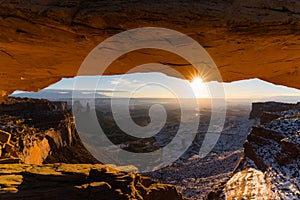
[190,77,209,98]
[192,77,203,86]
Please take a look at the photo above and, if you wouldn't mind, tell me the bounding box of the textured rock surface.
[0,163,184,200]
[260,111,282,125]
[0,97,186,199]
[224,168,275,199]
[215,102,300,199]
[1,0,300,101]
[249,102,298,119]
[0,97,99,164]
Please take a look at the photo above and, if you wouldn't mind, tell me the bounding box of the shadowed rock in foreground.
[0,164,184,200]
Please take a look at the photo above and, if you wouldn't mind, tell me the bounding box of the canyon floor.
[147,110,257,199]
[0,97,299,199]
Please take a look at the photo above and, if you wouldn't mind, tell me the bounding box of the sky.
[23,72,300,99]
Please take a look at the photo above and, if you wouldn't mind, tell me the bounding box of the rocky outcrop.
[217,102,300,199]
[0,97,67,114]
[0,163,184,200]
[249,101,298,119]
[224,168,275,200]
[0,97,98,165]
[281,132,300,158]
[1,1,300,101]
[0,98,186,199]
[260,111,282,125]
[0,130,19,164]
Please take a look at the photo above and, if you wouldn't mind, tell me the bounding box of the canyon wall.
[1,0,300,102]
[249,101,300,119]
[0,97,98,164]
[209,102,300,199]
[0,98,185,200]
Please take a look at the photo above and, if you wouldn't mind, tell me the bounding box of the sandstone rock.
[275,152,294,165]
[224,168,275,200]
[0,158,20,164]
[22,138,51,165]
[0,97,99,165]
[280,132,300,158]
[52,101,68,111]
[1,1,300,101]
[247,133,272,146]
[0,130,11,144]
[0,164,185,200]
[249,102,296,119]
[221,102,300,199]
[0,129,19,163]
[0,97,64,114]
[3,142,13,152]
[250,126,285,142]
[243,141,267,171]
[3,142,15,157]
[260,112,281,125]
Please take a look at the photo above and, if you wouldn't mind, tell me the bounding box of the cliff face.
[0,97,185,199]
[0,97,98,164]
[1,0,300,102]
[249,101,299,119]
[0,97,67,114]
[214,103,300,199]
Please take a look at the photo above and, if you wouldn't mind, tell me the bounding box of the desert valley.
[1,0,300,199]
[0,95,298,199]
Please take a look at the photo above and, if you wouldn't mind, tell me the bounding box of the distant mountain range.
[11,89,108,100]
[253,96,300,103]
[10,89,300,103]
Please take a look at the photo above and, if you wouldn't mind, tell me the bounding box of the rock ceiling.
[1,0,300,101]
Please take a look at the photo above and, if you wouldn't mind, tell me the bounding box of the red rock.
[260,112,281,125]
[243,141,267,171]
[0,130,11,144]
[250,126,284,142]
[280,132,300,158]
[0,164,185,200]
[1,1,300,102]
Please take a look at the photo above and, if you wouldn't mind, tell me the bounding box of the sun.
[192,77,204,86]
[190,77,209,98]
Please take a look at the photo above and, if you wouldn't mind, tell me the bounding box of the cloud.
[110,78,141,86]
[95,89,128,94]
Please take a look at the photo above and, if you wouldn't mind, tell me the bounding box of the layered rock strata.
[1,1,300,102]
[0,97,98,164]
[211,102,300,199]
[0,164,184,200]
